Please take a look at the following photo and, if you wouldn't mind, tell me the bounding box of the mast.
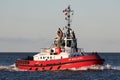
[63,5,74,29]
[63,5,77,50]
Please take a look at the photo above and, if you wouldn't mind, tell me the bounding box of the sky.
[0,0,120,52]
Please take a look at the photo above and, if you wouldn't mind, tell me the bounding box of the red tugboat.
[15,5,104,71]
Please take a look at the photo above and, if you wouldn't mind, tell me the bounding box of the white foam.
[68,64,120,71]
[111,66,120,70]
[0,64,25,71]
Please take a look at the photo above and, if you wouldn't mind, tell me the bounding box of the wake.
[0,64,24,71]
[0,64,120,71]
[69,64,120,71]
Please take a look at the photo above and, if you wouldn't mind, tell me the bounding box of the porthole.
[40,57,42,59]
[43,57,45,59]
[50,57,52,59]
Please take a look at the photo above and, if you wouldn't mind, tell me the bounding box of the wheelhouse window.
[67,40,71,47]
[61,40,65,47]
[71,39,77,48]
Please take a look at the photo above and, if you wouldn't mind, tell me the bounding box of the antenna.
[63,5,74,29]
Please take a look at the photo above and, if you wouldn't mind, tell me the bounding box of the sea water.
[0,52,120,80]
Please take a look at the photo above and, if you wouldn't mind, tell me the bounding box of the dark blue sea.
[0,52,120,80]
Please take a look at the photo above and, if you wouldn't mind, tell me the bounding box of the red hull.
[15,53,104,71]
